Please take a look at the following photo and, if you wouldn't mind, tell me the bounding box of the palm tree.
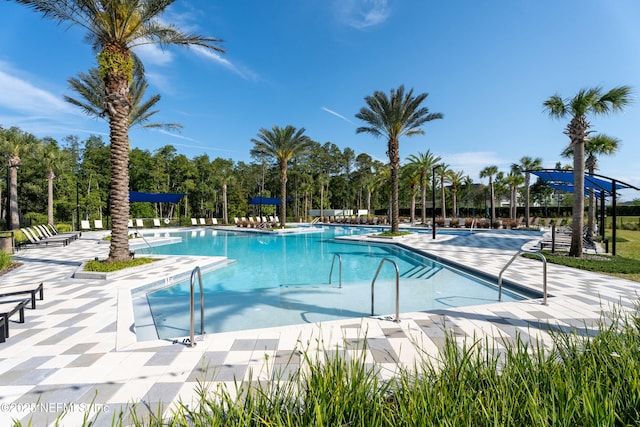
[502,169,524,220]
[479,165,499,227]
[16,0,224,262]
[65,66,182,131]
[562,133,620,240]
[250,126,312,227]
[437,163,450,219]
[41,141,68,226]
[0,127,36,230]
[356,85,443,233]
[401,164,420,224]
[514,156,542,227]
[544,86,631,256]
[447,169,467,218]
[406,150,441,225]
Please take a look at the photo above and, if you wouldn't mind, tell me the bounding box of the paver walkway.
[0,227,638,426]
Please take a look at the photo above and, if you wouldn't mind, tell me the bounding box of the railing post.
[329,253,342,288]
[498,251,547,305]
[371,258,400,322]
[189,266,204,347]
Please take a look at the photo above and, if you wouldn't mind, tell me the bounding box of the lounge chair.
[0,298,30,339]
[94,219,104,229]
[191,218,198,226]
[20,228,68,247]
[48,224,80,240]
[199,218,206,225]
[81,220,91,230]
[128,219,133,228]
[153,218,161,227]
[211,218,218,225]
[33,226,72,245]
[135,218,144,228]
[0,282,43,309]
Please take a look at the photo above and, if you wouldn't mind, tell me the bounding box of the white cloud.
[0,65,76,118]
[190,45,258,80]
[134,44,174,66]
[334,0,391,29]
[322,107,354,124]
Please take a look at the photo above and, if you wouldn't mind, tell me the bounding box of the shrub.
[0,250,12,270]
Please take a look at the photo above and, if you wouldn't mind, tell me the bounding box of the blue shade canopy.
[546,183,602,198]
[249,196,289,205]
[130,192,185,203]
[529,170,639,195]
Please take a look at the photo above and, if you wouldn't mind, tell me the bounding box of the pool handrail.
[498,250,547,305]
[371,258,400,322]
[189,266,205,347]
[329,253,342,288]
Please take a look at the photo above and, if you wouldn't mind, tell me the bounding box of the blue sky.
[1,1,639,200]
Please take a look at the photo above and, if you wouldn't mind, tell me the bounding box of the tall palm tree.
[437,163,450,219]
[479,165,499,227]
[406,150,441,225]
[250,126,312,227]
[544,86,631,256]
[514,156,542,227]
[401,164,420,224]
[16,0,224,262]
[502,169,524,220]
[0,127,36,230]
[562,133,620,239]
[41,141,68,226]
[447,169,467,218]
[65,66,182,131]
[356,85,443,233]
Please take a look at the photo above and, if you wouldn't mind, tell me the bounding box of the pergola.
[529,169,640,255]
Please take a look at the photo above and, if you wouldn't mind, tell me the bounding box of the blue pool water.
[138,227,524,338]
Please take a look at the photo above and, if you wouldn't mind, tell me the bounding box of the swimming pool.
[137,227,525,338]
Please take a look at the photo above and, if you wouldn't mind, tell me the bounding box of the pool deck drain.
[1,227,638,425]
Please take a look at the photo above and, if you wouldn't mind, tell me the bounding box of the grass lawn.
[533,228,640,282]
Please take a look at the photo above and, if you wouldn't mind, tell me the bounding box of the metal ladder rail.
[328,253,342,288]
[189,266,205,347]
[371,258,400,322]
[133,228,157,254]
[498,250,547,305]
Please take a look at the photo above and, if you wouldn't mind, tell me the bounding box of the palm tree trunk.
[586,155,596,240]
[524,173,531,227]
[47,169,55,225]
[489,178,495,227]
[568,117,588,257]
[410,188,416,224]
[9,162,19,230]
[420,172,427,224]
[389,138,400,232]
[223,183,229,224]
[280,163,287,227]
[440,175,446,219]
[105,76,132,262]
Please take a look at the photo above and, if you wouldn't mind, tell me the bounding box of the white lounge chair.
[153,218,161,227]
[135,218,144,228]
[81,220,91,230]
[211,218,218,225]
[94,219,104,229]
[191,218,198,226]
[199,218,206,225]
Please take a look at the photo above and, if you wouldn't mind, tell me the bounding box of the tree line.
[1,124,575,231]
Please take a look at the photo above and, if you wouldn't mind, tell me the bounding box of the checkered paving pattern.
[1,227,639,426]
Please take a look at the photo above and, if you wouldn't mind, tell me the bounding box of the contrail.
[322,107,354,124]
